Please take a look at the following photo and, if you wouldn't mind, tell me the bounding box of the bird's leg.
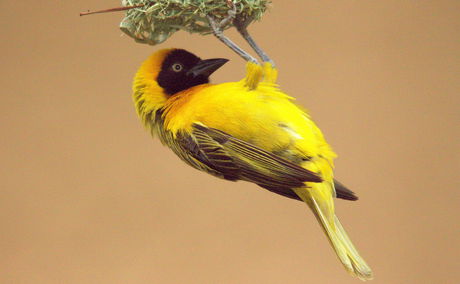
[207,5,258,63]
[233,15,275,66]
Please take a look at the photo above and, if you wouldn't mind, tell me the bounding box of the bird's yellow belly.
[164,82,331,162]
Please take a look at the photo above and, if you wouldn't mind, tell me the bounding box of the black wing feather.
[334,179,359,201]
[175,123,322,188]
[258,180,359,202]
[173,124,357,201]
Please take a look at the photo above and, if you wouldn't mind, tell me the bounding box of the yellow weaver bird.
[132,48,373,280]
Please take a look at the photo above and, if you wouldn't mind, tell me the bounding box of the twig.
[80,4,145,17]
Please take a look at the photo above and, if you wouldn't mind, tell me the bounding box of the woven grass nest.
[120,0,270,45]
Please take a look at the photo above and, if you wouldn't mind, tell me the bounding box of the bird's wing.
[333,179,358,201]
[258,180,358,202]
[175,123,322,188]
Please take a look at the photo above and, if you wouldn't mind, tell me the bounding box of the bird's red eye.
[172,63,183,72]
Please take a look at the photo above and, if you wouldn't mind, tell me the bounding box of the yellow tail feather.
[294,186,373,281]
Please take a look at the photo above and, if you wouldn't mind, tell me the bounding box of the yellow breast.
[162,80,336,172]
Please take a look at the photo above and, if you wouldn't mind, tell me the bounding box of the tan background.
[1,0,459,283]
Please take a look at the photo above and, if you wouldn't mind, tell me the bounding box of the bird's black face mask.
[156,49,228,95]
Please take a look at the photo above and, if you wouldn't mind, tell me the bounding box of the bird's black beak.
[187,58,229,77]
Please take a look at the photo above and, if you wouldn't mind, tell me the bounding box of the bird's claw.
[207,2,236,34]
[206,4,258,64]
[207,0,274,67]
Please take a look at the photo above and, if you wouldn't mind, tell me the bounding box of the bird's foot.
[207,2,258,64]
[233,15,275,67]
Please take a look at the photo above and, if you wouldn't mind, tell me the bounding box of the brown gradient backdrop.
[1,1,459,283]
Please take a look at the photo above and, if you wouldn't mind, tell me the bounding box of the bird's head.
[133,48,228,124]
